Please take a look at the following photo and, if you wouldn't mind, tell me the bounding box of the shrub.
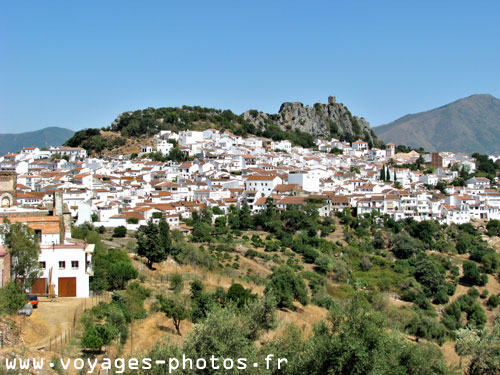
[92,248,137,291]
[360,256,372,271]
[405,313,446,345]
[392,233,424,259]
[466,303,487,328]
[113,226,127,238]
[81,324,116,351]
[170,274,183,293]
[450,265,460,277]
[413,259,446,297]
[227,283,256,308]
[486,294,500,309]
[71,223,95,240]
[462,261,482,285]
[245,249,259,259]
[446,281,457,296]
[467,287,480,299]
[442,301,463,331]
[174,242,215,270]
[244,294,277,339]
[108,262,138,289]
[311,293,335,309]
[480,252,500,274]
[479,273,489,286]
[264,266,309,308]
[432,289,449,305]
[0,282,26,314]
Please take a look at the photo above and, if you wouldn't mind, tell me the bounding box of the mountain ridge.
[374,94,500,154]
[0,126,75,155]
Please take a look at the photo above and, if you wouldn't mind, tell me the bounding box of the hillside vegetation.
[65,99,381,155]
[46,205,500,375]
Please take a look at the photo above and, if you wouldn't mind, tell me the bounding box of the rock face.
[243,97,376,145]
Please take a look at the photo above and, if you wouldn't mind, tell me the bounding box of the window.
[59,261,65,269]
[39,261,46,269]
[71,261,79,269]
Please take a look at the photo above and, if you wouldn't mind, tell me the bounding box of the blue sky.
[1,1,499,133]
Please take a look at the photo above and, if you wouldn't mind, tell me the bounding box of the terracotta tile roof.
[246,175,277,181]
[278,196,307,205]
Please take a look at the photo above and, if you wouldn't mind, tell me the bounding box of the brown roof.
[246,175,278,181]
[273,184,302,192]
[7,216,60,234]
[278,196,307,205]
[123,211,145,221]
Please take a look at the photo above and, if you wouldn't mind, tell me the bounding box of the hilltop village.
[0,129,498,231]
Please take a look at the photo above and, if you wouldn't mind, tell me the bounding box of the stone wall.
[0,172,16,208]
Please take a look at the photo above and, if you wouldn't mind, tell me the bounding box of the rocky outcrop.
[243,96,377,145]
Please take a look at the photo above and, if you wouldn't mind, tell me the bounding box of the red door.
[58,277,76,297]
[32,278,47,294]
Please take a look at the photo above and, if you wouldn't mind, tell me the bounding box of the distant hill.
[0,127,75,155]
[374,94,500,154]
[65,98,380,155]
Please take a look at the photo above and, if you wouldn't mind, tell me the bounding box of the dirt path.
[17,295,109,350]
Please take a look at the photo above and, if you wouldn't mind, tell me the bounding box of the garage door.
[32,278,47,294]
[58,277,76,297]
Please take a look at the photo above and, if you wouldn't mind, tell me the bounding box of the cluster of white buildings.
[0,146,87,174]
[1,130,499,237]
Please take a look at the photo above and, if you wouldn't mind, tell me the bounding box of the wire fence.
[45,291,111,353]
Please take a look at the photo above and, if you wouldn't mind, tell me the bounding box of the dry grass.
[16,296,106,349]
[441,340,461,368]
[122,312,192,357]
[259,303,328,344]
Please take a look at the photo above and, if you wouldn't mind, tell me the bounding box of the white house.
[49,147,87,159]
[202,129,220,141]
[34,243,94,298]
[244,175,282,197]
[288,170,320,192]
[156,140,174,155]
[352,140,368,151]
[466,177,490,189]
[272,140,292,152]
[180,131,203,146]
[420,174,439,186]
